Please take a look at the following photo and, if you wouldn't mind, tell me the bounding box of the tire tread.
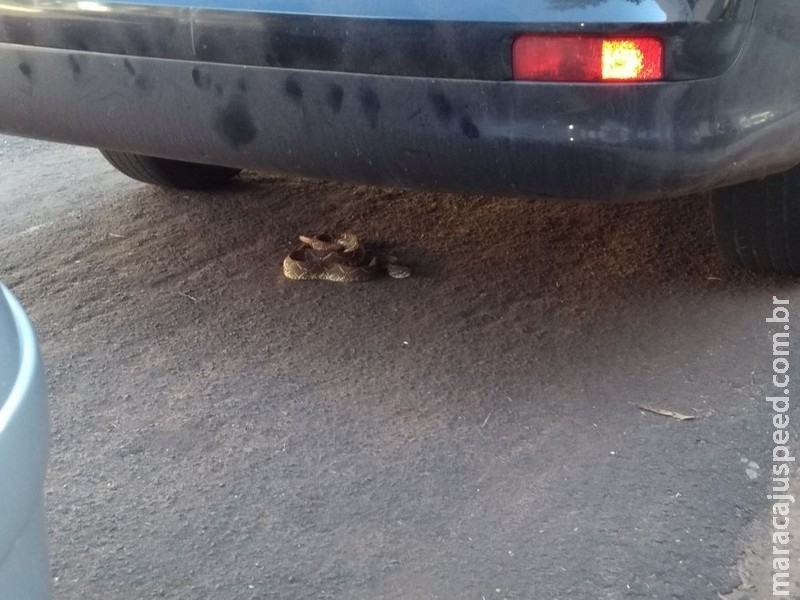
[712,166,800,276]
[99,150,240,190]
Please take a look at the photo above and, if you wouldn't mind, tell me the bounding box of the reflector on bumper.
[512,35,664,82]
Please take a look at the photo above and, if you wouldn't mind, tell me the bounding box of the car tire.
[99,150,241,189]
[711,165,800,276]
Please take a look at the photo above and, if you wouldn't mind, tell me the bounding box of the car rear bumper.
[0,0,798,201]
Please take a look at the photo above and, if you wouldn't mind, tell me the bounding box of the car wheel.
[711,165,800,276]
[99,150,241,190]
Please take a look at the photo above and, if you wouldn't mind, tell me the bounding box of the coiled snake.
[283,233,411,283]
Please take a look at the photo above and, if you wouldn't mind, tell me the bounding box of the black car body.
[1,0,797,201]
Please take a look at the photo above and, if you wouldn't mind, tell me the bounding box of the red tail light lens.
[512,35,664,82]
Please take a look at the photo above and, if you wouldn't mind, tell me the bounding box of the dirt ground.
[1,134,798,599]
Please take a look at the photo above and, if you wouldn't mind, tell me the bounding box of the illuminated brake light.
[601,38,662,80]
[512,35,664,82]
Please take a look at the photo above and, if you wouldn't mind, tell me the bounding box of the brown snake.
[283,233,411,283]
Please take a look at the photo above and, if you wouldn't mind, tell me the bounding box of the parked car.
[0,0,798,274]
[0,284,50,600]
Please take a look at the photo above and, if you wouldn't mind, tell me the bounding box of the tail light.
[512,35,664,82]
